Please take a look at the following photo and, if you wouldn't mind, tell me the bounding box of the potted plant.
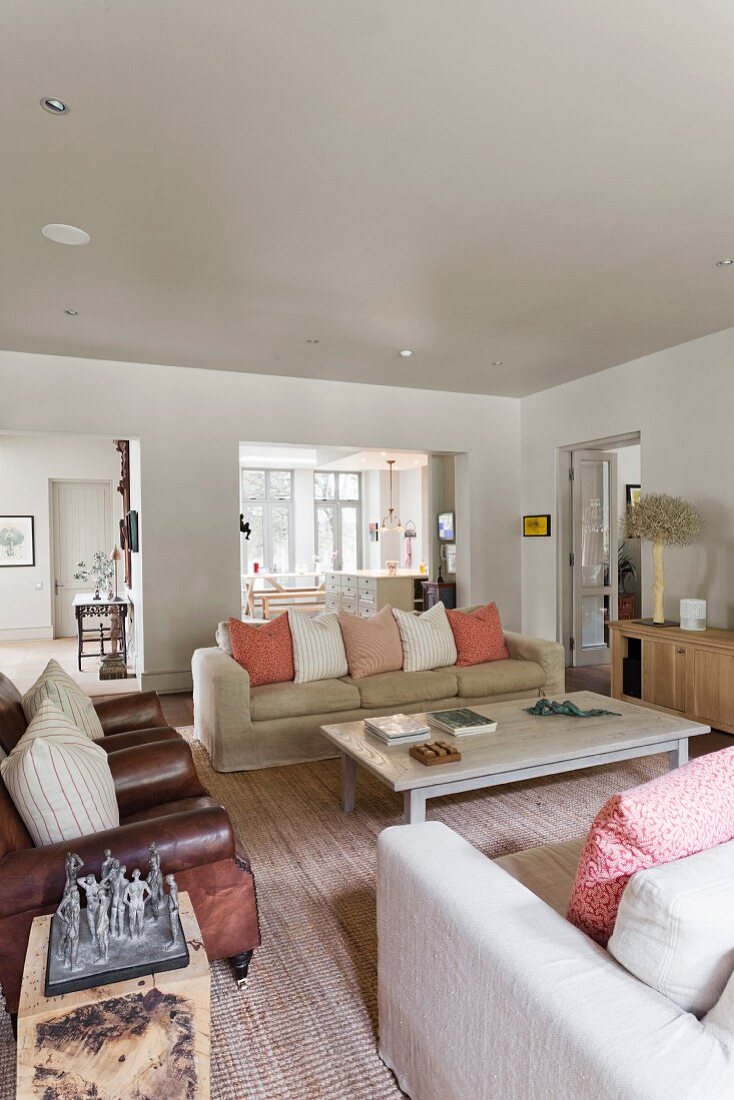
[617,542,637,595]
[622,493,701,625]
[75,551,114,601]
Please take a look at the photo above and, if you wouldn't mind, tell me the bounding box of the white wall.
[521,326,734,638]
[0,433,122,639]
[1,351,522,690]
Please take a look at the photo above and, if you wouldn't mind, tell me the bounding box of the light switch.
[35,581,43,590]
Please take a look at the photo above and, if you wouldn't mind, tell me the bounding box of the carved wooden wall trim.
[114,439,132,588]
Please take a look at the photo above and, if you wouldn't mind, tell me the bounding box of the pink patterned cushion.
[567,747,734,945]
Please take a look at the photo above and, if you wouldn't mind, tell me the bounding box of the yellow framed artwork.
[523,514,551,537]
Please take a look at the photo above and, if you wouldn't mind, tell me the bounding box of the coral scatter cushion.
[338,606,404,679]
[22,658,105,741]
[567,746,734,946]
[0,700,119,846]
[228,616,294,688]
[446,603,509,666]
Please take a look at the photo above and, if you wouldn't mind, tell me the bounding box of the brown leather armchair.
[0,674,260,1016]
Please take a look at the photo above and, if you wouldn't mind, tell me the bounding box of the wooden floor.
[151,663,732,759]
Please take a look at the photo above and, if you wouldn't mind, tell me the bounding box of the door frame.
[49,478,115,639]
[556,432,641,665]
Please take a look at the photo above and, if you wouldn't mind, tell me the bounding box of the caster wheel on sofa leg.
[230,950,254,989]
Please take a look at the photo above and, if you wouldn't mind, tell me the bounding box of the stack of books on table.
[364,714,431,746]
[426,708,498,736]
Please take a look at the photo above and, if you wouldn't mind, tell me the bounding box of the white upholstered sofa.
[377,822,734,1100]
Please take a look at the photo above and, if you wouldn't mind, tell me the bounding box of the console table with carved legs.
[72,593,130,671]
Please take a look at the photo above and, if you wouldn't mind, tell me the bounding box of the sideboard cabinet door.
[642,640,687,713]
[690,649,734,729]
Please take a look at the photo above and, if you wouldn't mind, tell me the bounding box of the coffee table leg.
[403,789,427,825]
[667,739,688,769]
[341,753,357,813]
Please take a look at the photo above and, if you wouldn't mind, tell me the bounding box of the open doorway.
[558,433,642,667]
[237,443,456,621]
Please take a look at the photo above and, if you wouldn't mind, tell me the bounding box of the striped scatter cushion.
[338,605,404,679]
[22,658,104,741]
[288,611,349,684]
[0,700,119,846]
[392,602,458,672]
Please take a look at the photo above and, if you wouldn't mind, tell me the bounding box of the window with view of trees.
[240,469,293,573]
[314,472,361,571]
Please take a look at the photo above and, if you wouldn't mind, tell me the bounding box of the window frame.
[313,471,362,572]
[240,468,294,573]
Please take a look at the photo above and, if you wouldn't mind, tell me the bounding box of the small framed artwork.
[626,484,641,508]
[523,514,551,538]
[126,510,139,552]
[437,512,455,541]
[445,543,457,574]
[369,522,379,543]
[0,515,35,566]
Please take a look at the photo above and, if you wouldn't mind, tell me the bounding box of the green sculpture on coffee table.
[525,699,621,718]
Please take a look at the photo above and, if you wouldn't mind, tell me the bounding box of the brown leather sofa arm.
[108,740,206,817]
[0,806,236,918]
[93,691,167,735]
[100,727,180,754]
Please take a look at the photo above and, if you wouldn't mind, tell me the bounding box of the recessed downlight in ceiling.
[716,258,733,267]
[306,338,320,344]
[398,349,413,358]
[41,224,90,245]
[64,309,78,316]
[492,360,504,366]
[40,97,69,114]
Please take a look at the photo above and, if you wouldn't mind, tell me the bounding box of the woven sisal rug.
[0,730,667,1099]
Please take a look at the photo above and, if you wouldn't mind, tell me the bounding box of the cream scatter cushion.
[22,658,105,741]
[608,839,734,1016]
[392,602,458,672]
[1,700,119,846]
[288,611,348,684]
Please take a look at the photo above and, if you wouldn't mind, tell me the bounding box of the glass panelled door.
[571,450,617,666]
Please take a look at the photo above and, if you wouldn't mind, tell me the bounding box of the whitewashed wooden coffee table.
[320,691,710,824]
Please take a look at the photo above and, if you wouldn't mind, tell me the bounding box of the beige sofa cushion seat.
[494,836,585,916]
[250,678,361,723]
[343,667,459,710]
[454,658,544,699]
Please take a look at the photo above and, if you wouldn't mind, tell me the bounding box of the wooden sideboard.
[610,620,734,734]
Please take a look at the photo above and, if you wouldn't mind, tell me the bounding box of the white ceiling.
[238,442,427,470]
[2,1,734,397]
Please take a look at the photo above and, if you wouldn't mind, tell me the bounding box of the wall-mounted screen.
[437,511,455,542]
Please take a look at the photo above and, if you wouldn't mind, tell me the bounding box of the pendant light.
[379,459,403,532]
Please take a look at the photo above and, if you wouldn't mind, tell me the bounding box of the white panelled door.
[570,451,618,666]
[51,481,113,638]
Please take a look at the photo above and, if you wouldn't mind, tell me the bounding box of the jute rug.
[0,732,667,1099]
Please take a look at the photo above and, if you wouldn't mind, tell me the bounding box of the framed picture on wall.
[523,514,551,537]
[445,543,457,574]
[437,512,455,541]
[626,484,641,508]
[0,515,35,566]
[369,522,379,543]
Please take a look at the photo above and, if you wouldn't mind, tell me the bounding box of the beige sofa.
[192,615,565,772]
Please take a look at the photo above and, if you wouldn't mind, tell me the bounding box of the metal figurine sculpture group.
[49,842,183,989]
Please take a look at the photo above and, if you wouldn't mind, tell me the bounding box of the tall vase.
[652,539,665,624]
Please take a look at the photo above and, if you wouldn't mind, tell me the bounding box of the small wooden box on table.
[17,892,210,1100]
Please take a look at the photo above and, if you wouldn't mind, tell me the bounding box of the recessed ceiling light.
[716,258,733,267]
[306,338,320,344]
[40,97,69,114]
[492,360,504,366]
[64,309,78,316]
[398,349,413,358]
[41,224,90,245]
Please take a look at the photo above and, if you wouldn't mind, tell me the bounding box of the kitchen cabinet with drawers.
[324,570,422,617]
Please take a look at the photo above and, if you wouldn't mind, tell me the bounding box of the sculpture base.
[638,619,680,628]
[99,653,128,680]
[45,909,188,997]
